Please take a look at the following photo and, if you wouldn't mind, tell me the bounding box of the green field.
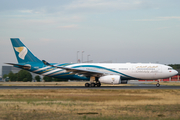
[0,89,179,120]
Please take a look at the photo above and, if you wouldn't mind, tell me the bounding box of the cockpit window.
[168,68,173,70]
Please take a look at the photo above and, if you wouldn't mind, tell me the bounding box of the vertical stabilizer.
[10,38,42,63]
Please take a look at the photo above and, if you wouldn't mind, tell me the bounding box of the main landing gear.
[85,81,101,87]
[85,77,101,87]
[156,80,160,87]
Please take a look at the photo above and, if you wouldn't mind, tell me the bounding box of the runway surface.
[0,85,179,89]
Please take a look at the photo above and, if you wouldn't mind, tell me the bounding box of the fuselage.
[9,38,179,87]
[24,62,178,81]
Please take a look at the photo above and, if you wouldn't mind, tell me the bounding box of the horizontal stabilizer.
[5,63,31,69]
[42,60,50,65]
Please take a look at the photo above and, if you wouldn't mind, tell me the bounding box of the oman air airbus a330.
[6,38,178,87]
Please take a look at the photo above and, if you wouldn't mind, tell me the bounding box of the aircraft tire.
[85,83,90,87]
[91,83,95,87]
[156,83,160,87]
[97,83,101,87]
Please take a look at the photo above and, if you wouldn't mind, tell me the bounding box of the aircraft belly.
[132,73,162,80]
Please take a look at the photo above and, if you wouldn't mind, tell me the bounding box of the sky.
[0,0,180,75]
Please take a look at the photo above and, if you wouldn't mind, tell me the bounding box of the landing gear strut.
[95,77,101,87]
[85,79,101,87]
[156,80,160,87]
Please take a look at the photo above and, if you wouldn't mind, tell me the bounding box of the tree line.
[3,70,68,82]
[168,64,180,69]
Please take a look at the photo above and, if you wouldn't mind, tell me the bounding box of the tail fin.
[10,38,42,63]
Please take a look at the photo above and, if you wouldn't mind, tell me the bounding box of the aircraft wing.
[50,65,106,77]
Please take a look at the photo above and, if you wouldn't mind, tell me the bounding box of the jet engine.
[99,75,121,84]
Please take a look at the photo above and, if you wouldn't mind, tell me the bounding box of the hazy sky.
[0,0,180,75]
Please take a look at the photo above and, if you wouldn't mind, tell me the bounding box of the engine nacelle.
[99,75,121,84]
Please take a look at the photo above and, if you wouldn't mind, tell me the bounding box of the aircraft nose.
[175,70,178,75]
[172,70,178,76]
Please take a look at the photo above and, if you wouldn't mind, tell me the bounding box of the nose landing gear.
[156,80,160,87]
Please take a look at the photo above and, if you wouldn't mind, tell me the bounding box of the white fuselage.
[64,63,178,80]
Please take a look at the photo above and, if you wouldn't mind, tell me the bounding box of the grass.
[0,89,179,119]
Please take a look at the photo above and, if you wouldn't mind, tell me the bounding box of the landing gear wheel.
[85,83,90,87]
[91,83,95,87]
[97,83,101,87]
[156,83,160,87]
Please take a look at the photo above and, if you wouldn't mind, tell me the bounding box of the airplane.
[6,38,178,87]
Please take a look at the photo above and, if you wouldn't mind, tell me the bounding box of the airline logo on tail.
[14,47,27,60]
